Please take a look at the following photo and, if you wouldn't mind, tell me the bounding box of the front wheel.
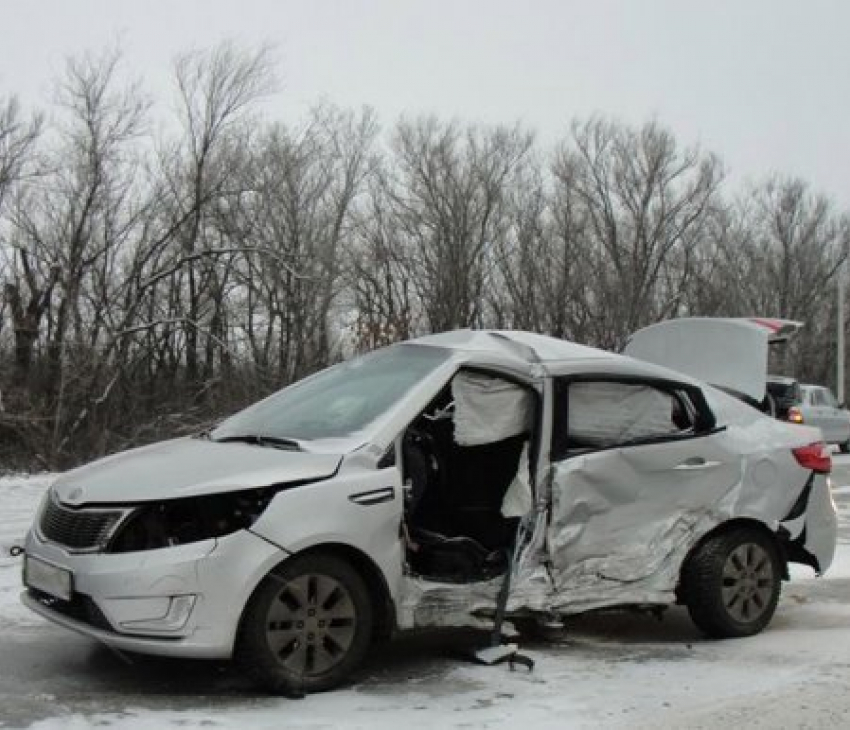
[680,529,781,638]
[236,552,374,695]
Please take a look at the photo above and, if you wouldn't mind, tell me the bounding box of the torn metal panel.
[540,436,741,609]
[397,575,502,630]
[800,476,838,573]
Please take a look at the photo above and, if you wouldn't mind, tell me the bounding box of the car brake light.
[788,406,804,424]
[792,442,831,474]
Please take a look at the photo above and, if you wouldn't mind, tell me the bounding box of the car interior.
[400,369,537,583]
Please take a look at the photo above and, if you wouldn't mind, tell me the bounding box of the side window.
[811,389,825,406]
[824,389,838,408]
[552,379,700,459]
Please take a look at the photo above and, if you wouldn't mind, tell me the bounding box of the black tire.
[680,528,781,638]
[236,552,374,695]
[840,440,850,454]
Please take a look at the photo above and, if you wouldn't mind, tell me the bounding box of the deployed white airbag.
[452,372,532,446]
[569,382,676,446]
[501,443,532,518]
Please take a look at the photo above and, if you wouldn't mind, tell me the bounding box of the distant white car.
[790,384,850,453]
[22,329,837,694]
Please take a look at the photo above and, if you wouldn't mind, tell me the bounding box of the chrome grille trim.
[38,495,132,553]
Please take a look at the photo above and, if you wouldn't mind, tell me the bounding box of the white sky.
[2,0,849,206]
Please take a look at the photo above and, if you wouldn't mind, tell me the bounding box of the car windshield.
[211,344,450,442]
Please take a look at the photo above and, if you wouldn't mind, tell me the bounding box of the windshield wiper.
[214,434,303,451]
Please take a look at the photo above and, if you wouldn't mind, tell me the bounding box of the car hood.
[51,437,343,505]
[624,317,803,402]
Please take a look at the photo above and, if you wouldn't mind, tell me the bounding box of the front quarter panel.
[249,465,404,598]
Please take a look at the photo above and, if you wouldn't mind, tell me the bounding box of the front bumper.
[21,528,286,659]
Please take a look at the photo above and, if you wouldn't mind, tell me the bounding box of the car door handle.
[674,457,722,471]
[349,487,396,505]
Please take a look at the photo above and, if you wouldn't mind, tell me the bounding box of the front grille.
[39,497,126,551]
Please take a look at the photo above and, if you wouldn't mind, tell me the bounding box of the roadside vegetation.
[1,42,847,470]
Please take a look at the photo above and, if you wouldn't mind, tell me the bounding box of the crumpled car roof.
[410,329,614,364]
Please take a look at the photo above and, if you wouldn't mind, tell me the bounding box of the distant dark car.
[766,376,803,420]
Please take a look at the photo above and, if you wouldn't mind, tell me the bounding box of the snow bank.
[0,473,53,629]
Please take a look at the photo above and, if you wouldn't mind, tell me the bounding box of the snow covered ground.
[2,464,850,730]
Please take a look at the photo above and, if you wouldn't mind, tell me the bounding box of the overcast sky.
[2,0,849,206]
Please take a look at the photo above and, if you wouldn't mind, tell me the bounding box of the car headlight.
[107,487,277,553]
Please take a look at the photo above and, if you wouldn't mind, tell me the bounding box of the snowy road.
[1,461,849,729]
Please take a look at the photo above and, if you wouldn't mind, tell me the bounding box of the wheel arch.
[677,517,789,602]
[238,542,397,643]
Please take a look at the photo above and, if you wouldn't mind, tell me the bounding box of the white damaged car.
[22,329,837,694]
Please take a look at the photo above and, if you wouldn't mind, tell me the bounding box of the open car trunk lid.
[623,317,803,402]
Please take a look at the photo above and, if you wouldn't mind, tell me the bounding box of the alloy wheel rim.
[265,573,357,675]
[721,543,774,623]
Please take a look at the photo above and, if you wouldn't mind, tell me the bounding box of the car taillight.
[788,406,804,423]
[792,442,831,474]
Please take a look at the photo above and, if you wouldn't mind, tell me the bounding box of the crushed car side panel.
[397,378,836,628]
[536,432,743,613]
[527,385,834,615]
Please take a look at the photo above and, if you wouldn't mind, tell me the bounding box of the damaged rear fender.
[777,473,837,575]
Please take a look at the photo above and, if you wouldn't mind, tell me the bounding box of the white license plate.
[24,555,73,601]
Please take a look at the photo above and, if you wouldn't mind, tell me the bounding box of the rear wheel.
[681,528,781,638]
[236,552,374,695]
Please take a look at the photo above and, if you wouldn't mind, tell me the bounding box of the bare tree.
[220,105,378,382]
[489,155,599,340]
[0,49,148,463]
[162,41,276,388]
[348,163,417,351]
[0,96,42,210]
[5,40,850,473]
[0,95,43,372]
[389,117,534,332]
[552,117,722,348]
[705,177,849,382]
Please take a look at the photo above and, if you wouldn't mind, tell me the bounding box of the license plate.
[24,555,73,601]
